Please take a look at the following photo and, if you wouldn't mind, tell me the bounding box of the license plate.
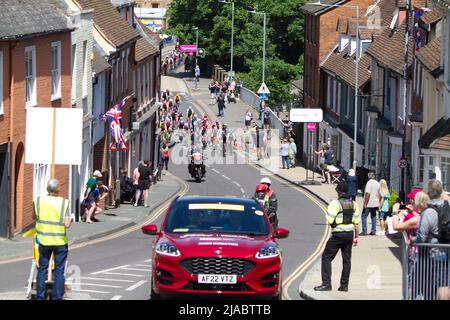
[198,274,237,284]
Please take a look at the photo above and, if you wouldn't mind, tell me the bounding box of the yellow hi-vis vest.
[34,196,69,246]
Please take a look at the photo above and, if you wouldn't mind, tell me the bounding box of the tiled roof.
[0,0,74,40]
[416,37,441,73]
[76,0,139,48]
[420,7,445,25]
[322,48,372,88]
[365,15,414,75]
[111,0,135,8]
[92,46,111,74]
[418,117,450,150]
[137,18,161,47]
[135,37,158,62]
[301,0,347,15]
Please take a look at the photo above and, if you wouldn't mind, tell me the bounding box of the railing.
[402,231,450,300]
[239,87,288,139]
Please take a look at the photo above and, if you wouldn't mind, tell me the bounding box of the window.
[441,157,450,191]
[125,49,129,92]
[121,51,125,95]
[428,156,436,180]
[110,62,114,103]
[327,76,331,108]
[418,154,425,184]
[152,3,159,8]
[137,68,141,108]
[115,58,119,98]
[360,41,371,56]
[51,42,61,100]
[350,37,357,55]
[0,50,3,114]
[367,116,376,167]
[33,164,50,200]
[337,82,341,114]
[82,41,88,98]
[339,35,349,52]
[71,44,77,102]
[25,46,37,107]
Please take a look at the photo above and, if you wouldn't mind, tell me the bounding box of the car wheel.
[150,276,161,300]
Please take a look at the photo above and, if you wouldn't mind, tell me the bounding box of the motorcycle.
[189,151,206,182]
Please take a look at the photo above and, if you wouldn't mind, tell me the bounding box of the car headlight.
[255,244,280,259]
[156,241,181,257]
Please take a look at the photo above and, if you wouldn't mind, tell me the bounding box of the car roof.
[175,196,257,206]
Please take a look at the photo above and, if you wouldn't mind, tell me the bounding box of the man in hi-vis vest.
[34,179,72,300]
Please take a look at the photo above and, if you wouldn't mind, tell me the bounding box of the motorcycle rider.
[188,145,206,178]
[254,177,278,229]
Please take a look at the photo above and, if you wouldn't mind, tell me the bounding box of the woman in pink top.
[392,188,425,242]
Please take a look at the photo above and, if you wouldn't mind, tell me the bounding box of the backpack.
[429,201,450,243]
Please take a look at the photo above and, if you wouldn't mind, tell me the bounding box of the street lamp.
[219,0,235,80]
[309,1,360,170]
[193,27,199,89]
[248,10,266,84]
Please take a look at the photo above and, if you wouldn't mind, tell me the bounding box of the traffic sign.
[257,83,270,94]
[290,108,323,123]
[398,158,408,169]
[259,93,268,101]
[307,123,316,132]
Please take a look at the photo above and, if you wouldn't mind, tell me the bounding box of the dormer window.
[360,40,371,56]
[339,34,349,52]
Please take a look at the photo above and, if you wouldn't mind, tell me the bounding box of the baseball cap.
[335,180,349,194]
[93,170,102,178]
[407,188,421,201]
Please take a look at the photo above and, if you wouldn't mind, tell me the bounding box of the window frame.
[82,40,88,99]
[51,41,62,101]
[25,46,37,108]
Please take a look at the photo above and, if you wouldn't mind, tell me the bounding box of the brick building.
[0,0,74,237]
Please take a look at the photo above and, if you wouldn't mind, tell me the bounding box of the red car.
[142,196,289,299]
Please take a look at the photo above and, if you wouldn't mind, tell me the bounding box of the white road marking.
[91,265,131,275]
[240,188,246,195]
[144,259,152,262]
[111,295,122,300]
[222,175,231,181]
[71,289,111,294]
[125,280,147,291]
[77,277,134,283]
[212,168,220,174]
[122,267,151,272]
[102,272,146,277]
[233,181,241,187]
[69,283,123,289]
[134,264,152,268]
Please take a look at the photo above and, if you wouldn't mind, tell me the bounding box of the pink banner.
[179,45,197,53]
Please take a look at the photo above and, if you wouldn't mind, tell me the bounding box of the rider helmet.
[260,177,272,186]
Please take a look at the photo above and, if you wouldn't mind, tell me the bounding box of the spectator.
[263,105,271,130]
[81,170,102,224]
[134,160,152,208]
[161,143,170,174]
[377,179,391,236]
[209,81,216,105]
[322,164,340,184]
[335,161,347,180]
[346,169,358,201]
[392,188,424,239]
[93,181,109,219]
[314,144,327,167]
[262,129,271,159]
[194,65,200,82]
[361,172,380,236]
[244,108,253,131]
[289,138,297,168]
[280,139,290,169]
[217,93,225,117]
[323,145,334,165]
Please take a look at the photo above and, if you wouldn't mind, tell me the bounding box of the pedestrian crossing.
[66,260,152,300]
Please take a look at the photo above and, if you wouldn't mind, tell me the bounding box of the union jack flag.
[101,94,133,150]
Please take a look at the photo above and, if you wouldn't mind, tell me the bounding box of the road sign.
[290,108,323,123]
[259,93,268,101]
[307,123,316,132]
[257,83,270,94]
[398,158,408,169]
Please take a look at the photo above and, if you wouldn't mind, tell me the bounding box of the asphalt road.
[0,81,326,301]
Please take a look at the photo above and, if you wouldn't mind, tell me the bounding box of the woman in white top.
[245,109,253,131]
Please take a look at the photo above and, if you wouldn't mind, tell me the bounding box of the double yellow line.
[244,161,330,300]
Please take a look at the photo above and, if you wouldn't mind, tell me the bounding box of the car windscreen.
[164,202,269,235]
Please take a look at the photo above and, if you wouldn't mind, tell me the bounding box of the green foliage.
[165,0,306,104]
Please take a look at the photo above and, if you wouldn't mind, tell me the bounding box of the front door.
[0,144,10,238]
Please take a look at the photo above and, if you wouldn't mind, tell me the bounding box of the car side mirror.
[142,224,158,236]
[274,227,289,239]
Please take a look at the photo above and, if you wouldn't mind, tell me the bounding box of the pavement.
[173,73,403,300]
[0,174,182,264]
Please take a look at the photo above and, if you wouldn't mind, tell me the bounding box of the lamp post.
[309,1,360,170]
[193,27,199,89]
[219,0,235,80]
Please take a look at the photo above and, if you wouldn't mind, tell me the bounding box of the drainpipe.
[8,40,17,238]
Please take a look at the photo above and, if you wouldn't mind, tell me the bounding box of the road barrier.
[401,232,450,300]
